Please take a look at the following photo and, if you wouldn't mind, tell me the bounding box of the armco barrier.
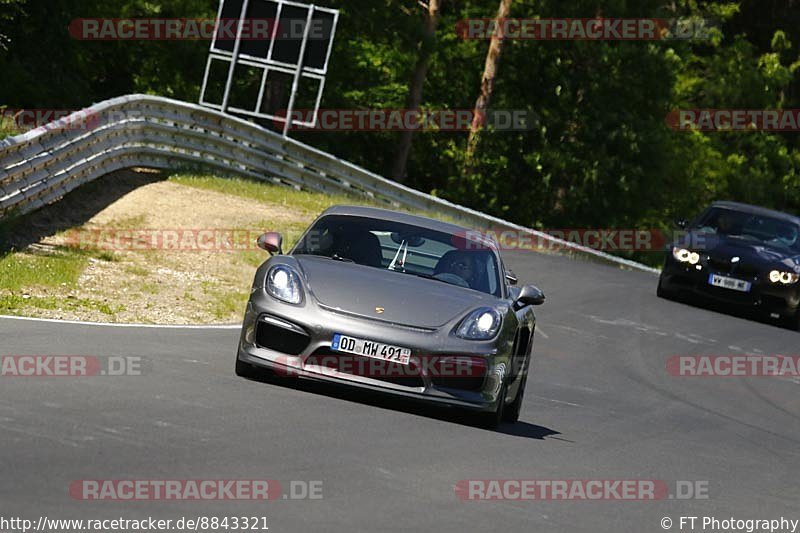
[0,94,658,273]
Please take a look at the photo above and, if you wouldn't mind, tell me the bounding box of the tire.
[502,369,528,424]
[656,276,673,300]
[783,310,800,331]
[476,383,507,430]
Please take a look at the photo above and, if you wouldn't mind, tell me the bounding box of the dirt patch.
[2,169,315,324]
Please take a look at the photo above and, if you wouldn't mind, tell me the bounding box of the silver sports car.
[236,206,545,428]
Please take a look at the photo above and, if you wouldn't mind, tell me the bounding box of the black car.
[658,201,800,329]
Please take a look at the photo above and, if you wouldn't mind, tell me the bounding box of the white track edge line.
[0,314,241,329]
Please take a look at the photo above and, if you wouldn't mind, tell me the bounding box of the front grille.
[255,318,310,355]
[732,264,758,279]
[707,257,731,274]
[429,356,487,391]
[308,348,425,388]
[707,258,758,280]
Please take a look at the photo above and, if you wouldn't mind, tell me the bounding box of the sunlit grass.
[0,246,121,317]
[0,250,88,292]
[167,173,379,215]
[0,293,123,316]
[0,111,24,140]
[0,170,469,322]
[166,172,461,225]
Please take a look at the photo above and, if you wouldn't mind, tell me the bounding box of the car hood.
[295,255,498,328]
[679,231,800,271]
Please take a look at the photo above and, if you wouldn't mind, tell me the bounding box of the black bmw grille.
[707,257,729,273]
[707,258,758,279]
[733,265,759,279]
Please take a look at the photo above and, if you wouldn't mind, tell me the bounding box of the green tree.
[3,0,800,268]
[0,0,25,53]
[391,0,442,183]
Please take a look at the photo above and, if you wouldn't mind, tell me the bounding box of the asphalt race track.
[1,249,799,532]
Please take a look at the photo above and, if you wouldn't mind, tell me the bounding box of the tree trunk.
[391,0,441,183]
[464,0,513,174]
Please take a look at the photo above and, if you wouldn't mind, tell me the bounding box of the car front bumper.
[237,290,518,413]
[660,258,800,317]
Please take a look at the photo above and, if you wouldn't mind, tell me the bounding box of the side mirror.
[257,232,283,255]
[674,217,688,229]
[505,270,518,286]
[517,285,545,306]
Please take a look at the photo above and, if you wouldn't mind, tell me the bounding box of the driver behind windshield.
[695,209,743,236]
[770,224,799,248]
[716,212,740,235]
[694,208,800,250]
[436,251,487,292]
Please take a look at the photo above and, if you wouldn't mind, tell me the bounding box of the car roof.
[318,205,500,250]
[710,201,800,224]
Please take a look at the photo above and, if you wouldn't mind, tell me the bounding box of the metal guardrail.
[0,94,658,273]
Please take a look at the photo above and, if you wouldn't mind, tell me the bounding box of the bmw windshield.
[691,207,800,252]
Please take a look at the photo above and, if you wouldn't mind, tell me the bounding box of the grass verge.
[0,170,401,323]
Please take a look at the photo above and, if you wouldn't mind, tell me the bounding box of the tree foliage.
[1,0,800,265]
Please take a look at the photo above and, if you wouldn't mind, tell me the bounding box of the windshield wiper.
[388,240,408,271]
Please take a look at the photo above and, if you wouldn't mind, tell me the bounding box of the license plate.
[331,334,411,365]
[708,273,751,292]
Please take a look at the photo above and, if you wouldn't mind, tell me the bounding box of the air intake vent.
[255,316,310,355]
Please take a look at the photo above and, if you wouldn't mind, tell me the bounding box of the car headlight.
[673,247,700,265]
[769,270,800,285]
[456,307,502,340]
[266,265,302,304]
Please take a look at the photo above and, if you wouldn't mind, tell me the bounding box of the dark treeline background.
[2,0,800,264]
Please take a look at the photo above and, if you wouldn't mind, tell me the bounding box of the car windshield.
[691,207,800,250]
[292,215,502,296]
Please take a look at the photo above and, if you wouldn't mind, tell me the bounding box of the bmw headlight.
[456,308,502,340]
[266,265,302,304]
[769,270,800,285]
[672,247,700,265]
